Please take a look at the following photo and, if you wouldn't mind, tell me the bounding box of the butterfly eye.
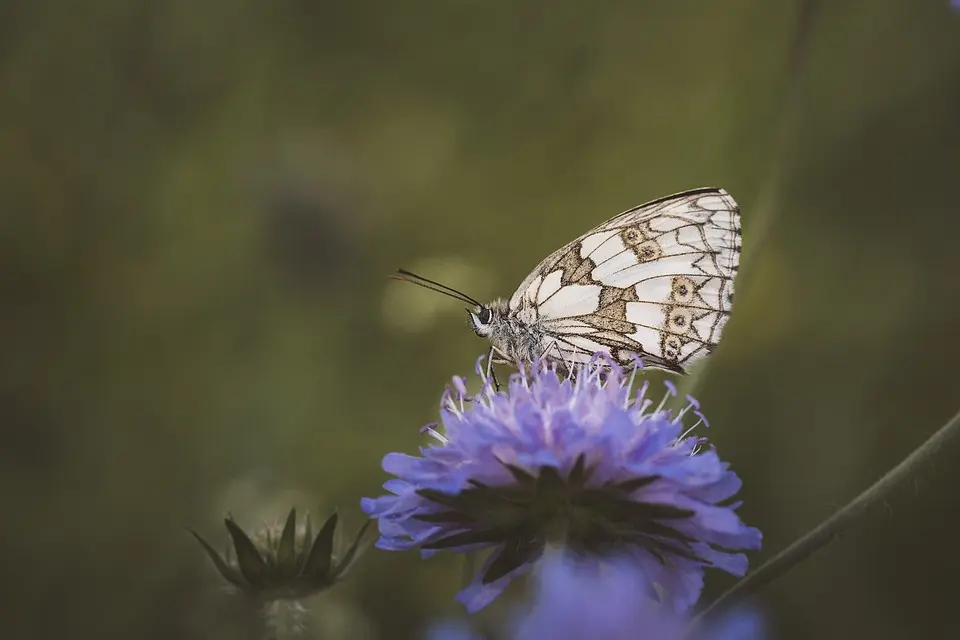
[478,307,492,324]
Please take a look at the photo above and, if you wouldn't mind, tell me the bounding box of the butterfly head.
[466,300,508,338]
[466,306,493,337]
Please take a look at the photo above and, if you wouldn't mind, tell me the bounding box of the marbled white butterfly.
[393,187,741,379]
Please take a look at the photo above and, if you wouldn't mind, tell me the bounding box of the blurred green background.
[1,1,959,638]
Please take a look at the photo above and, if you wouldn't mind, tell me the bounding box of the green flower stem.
[691,407,960,626]
[263,600,309,640]
[461,551,477,589]
[682,0,820,403]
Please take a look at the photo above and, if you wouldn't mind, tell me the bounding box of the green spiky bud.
[189,508,371,602]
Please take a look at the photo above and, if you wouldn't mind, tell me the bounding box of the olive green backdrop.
[1,1,959,639]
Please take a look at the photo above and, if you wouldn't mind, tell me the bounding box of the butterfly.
[392,187,741,383]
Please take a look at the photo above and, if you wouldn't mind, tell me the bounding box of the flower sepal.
[189,507,372,601]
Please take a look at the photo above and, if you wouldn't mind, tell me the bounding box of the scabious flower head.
[362,356,761,613]
[189,508,371,602]
[427,553,764,640]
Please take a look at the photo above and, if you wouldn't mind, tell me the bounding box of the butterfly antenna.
[390,269,482,307]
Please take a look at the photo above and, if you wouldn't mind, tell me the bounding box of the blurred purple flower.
[428,553,764,640]
[362,356,761,613]
[513,553,764,640]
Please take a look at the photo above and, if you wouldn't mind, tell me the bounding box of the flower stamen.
[420,423,449,444]
[654,381,677,416]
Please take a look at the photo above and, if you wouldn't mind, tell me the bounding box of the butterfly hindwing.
[509,188,741,373]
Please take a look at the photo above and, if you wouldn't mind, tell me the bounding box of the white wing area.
[509,188,741,373]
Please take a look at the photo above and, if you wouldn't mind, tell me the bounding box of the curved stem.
[739,0,820,261]
[461,551,477,589]
[683,0,820,402]
[691,406,960,626]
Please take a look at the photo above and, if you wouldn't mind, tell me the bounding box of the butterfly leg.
[538,339,575,377]
[485,346,502,392]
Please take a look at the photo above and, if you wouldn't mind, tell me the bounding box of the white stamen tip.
[420,424,449,444]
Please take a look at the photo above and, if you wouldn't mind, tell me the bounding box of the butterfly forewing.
[509,188,741,373]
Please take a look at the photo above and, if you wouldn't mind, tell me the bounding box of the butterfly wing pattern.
[508,187,741,374]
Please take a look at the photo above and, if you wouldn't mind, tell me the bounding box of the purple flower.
[514,553,686,640]
[428,553,764,640]
[362,357,761,613]
[514,553,764,640]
